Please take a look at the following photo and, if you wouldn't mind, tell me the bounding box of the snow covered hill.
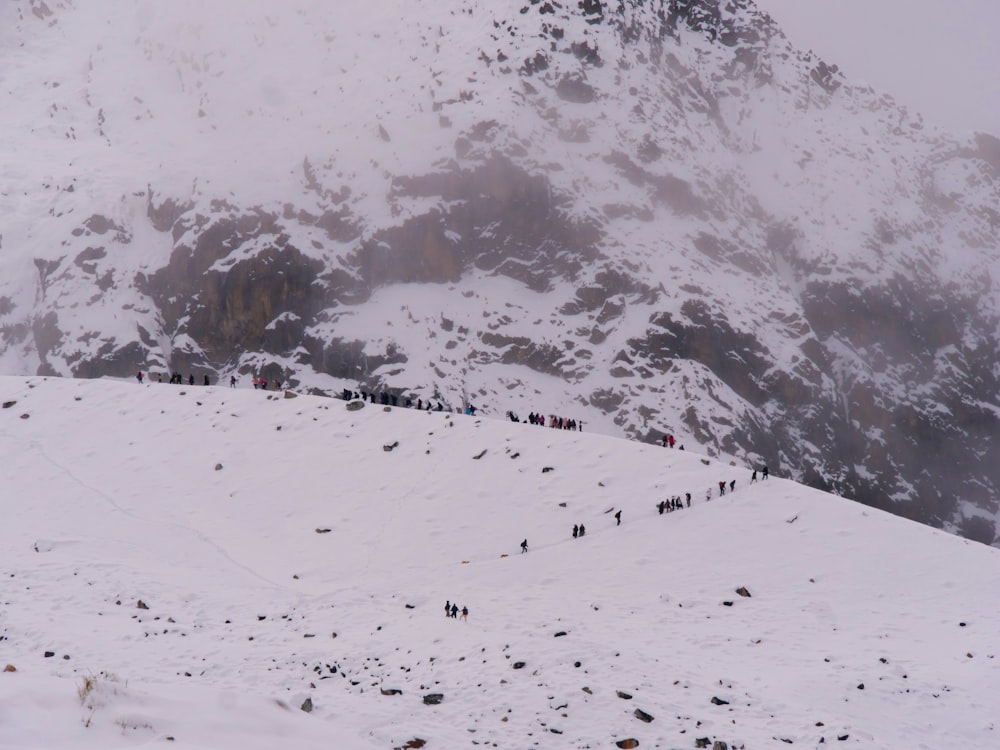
[0,0,998,545]
[1,376,998,749]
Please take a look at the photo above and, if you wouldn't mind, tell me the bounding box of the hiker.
[685,493,691,508]
[719,481,726,496]
[188,374,195,386]
[445,600,451,618]
[614,510,622,526]
[460,606,468,622]
[230,375,237,388]
[729,479,735,493]
[750,469,757,484]
[520,539,528,554]
[762,464,769,479]
[578,524,585,537]
[573,524,579,538]
[657,501,665,515]
[450,603,458,618]
[203,374,210,386]
[136,371,143,384]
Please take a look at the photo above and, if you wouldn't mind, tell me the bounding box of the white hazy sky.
[754,0,1000,135]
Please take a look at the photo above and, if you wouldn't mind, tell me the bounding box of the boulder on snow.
[137,600,149,610]
[616,740,639,749]
[301,697,313,713]
[735,586,751,598]
[422,693,444,705]
[4,664,16,672]
[634,708,654,723]
[346,400,365,412]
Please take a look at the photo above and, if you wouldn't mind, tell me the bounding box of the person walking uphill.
[520,539,528,554]
[460,606,468,622]
[614,510,622,526]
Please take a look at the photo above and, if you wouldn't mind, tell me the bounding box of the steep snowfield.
[1,376,997,749]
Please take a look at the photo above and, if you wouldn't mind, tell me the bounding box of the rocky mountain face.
[1,0,999,544]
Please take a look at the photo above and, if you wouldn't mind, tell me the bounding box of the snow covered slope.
[0,0,998,544]
[1,376,998,749]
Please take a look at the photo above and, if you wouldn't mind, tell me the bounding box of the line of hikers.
[444,600,469,621]
[137,371,211,386]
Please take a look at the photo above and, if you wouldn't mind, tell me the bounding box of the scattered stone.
[722,601,733,607]
[616,740,639,749]
[513,661,526,670]
[62,654,70,660]
[695,740,711,749]
[346,400,365,412]
[710,696,730,705]
[43,651,54,658]
[838,735,849,741]
[959,622,967,627]
[634,708,654,723]
[396,739,426,749]
[735,587,751,598]
[472,449,487,459]
[4,664,15,672]
[137,600,149,610]
[383,441,400,452]
[422,693,444,705]
[284,390,298,399]
[554,631,567,637]
[382,405,391,411]
[616,691,633,700]
[857,683,864,690]
[380,688,402,696]
[700,458,710,465]
[19,413,29,420]
[542,466,555,473]
[2,400,15,409]
[300,697,313,713]
[315,528,331,534]
[714,742,729,750]
[214,463,223,471]
[582,686,592,694]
